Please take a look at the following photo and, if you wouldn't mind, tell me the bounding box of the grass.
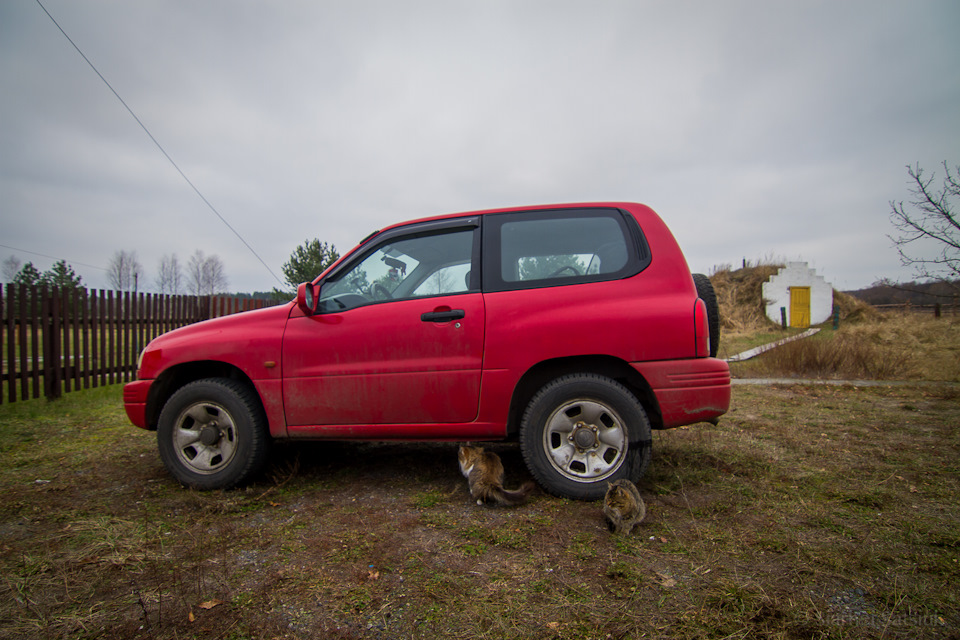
[711,262,960,382]
[725,311,960,382]
[6,268,955,638]
[0,378,958,639]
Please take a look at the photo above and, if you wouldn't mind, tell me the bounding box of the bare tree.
[889,162,960,288]
[156,254,183,294]
[186,250,228,297]
[2,255,21,282]
[187,251,204,297]
[106,250,144,292]
[203,254,228,295]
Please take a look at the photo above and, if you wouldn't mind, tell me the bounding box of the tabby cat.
[603,479,645,534]
[458,445,534,506]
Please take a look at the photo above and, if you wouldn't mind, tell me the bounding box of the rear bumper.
[631,358,731,429]
[123,379,152,429]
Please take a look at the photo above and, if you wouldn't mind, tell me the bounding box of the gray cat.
[458,445,534,506]
[603,479,645,534]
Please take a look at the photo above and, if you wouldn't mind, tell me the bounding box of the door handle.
[421,309,466,323]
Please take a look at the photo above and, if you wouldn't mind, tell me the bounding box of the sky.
[2,0,958,294]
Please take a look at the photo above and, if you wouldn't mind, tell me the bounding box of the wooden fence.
[872,301,959,316]
[0,284,284,404]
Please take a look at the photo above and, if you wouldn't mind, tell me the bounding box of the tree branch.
[888,162,960,287]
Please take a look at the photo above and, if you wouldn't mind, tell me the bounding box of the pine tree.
[279,239,340,294]
[12,262,43,287]
[42,260,84,291]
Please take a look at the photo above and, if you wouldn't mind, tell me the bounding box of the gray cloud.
[2,0,958,293]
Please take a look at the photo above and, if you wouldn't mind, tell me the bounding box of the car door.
[281,220,484,429]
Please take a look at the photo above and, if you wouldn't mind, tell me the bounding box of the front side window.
[318,227,476,312]
[484,208,643,292]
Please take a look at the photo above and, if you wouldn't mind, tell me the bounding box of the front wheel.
[157,378,270,490]
[519,374,652,500]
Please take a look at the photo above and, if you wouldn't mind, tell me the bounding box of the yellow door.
[790,287,811,328]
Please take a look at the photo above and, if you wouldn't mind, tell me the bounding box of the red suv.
[124,202,729,499]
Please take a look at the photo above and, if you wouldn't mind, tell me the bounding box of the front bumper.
[123,379,153,429]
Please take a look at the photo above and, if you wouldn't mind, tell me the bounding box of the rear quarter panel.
[477,203,702,426]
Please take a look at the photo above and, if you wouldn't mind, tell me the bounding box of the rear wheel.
[519,374,652,500]
[157,378,270,490]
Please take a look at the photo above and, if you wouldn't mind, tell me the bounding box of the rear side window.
[483,208,647,292]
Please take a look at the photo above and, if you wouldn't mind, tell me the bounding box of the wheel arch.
[144,361,260,431]
[506,355,662,438]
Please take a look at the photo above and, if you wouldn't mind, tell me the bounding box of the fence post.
[28,286,40,399]
[44,286,62,400]
[95,289,105,388]
[81,288,90,390]
[60,287,70,393]
[69,287,80,392]
[123,290,132,382]
[41,286,50,399]
[107,290,115,385]
[4,283,19,402]
[6,283,17,402]
[0,285,4,405]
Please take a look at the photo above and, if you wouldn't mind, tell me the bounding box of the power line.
[35,0,284,287]
[0,243,107,271]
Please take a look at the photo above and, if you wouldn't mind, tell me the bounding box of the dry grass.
[732,313,960,382]
[849,312,960,381]
[1,383,959,639]
[746,331,913,380]
[833,289,882,324]
[709,264,957,382]
[710,262,783,334]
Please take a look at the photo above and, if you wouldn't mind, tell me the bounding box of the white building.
[762,262,834,328]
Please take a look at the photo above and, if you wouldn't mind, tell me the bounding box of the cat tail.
[493,481,536,506]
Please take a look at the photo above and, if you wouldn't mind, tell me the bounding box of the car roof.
[377,201,651,234]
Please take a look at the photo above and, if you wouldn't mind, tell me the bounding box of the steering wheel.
[547,265,581,278]
[371,284,393,300]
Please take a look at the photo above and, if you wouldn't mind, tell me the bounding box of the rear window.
[483,208,646,292]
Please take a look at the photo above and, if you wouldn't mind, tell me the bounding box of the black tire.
[693,273,720,357]
[519,374,652,500]
[157,378,270,490]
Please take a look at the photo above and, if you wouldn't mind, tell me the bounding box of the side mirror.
[296,282,317,316]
